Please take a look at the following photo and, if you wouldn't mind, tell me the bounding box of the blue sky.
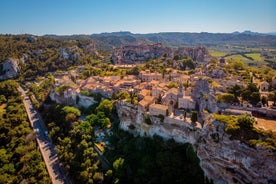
[0,0,275,35]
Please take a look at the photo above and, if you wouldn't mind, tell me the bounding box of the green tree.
[230,60,245,70]
[128,66,140,75]
[96,99,113,117]
[227,84,243,99]
[191,111,198,124]
[167,82,178,89]
[173,55,179,61]
[113,157,125,178]
[217,93,236,103]
[268,90,276,105]
[62,106,81,117]
[0,95,7,104]
[237,114,256,130]
[184,111,187,120]
[249,92,261,105]
[261,96,268,106]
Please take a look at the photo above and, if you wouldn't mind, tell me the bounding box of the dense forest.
[105,125,211,184]
[40,94,210,183]
[0,80,50,183]
[41,98,114,183]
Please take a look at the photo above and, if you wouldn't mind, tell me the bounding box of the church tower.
[178,81,184,98]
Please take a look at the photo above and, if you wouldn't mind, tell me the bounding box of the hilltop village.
[47,43,276,123]
[45,43,276,183]
[1,38,276,184]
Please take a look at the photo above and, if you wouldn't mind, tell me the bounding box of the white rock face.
[196,121,276,184]
[112,43,210,65]
[50,87,96,108]
[210,69,226,78]
[116,101,276,184]
[0,58,20,80]
[77,94,96,108]
[50,87,78,106]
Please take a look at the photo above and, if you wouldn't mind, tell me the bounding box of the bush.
[144,114,152,125]
[237,114,256,130]
[216,93,236,103]
[157,114,165,122]
[62,106,81,117]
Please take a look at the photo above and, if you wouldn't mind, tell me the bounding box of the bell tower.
[178,81,184,98]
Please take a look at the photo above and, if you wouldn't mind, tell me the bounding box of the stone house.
[162,88,178,106]
[138,96,155,113]
[178,96,196,110]
[152,86,163,97]
[260,81,269,91]
[138,89,151,101]
[139,70,162,82]
[149,103,168,116]
[162,88,180,114]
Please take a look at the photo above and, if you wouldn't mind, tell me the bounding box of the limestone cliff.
[115,101,276,184]
[196,119,276,184]
[0,58,20,80]
[112,43,210,65]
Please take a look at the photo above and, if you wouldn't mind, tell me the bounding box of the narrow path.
[19,86,71,184]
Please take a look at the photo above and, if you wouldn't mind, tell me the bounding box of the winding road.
[19,86,71,184]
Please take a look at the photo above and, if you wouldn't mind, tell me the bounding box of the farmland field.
[209,50,227,57]
[245,53,262,61]
[225,54,250,62]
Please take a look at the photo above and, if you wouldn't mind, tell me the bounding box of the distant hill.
[42,31,276,52]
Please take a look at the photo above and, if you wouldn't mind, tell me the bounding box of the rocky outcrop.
[77,94,96,108]
[192,78,218,114]
[112,43,164,64]
[174,46,210,63]
[83,43,101,58]
[60,46,80,60]
[196,120,276,184]
[0,58,20,80]
[115,101,199,144]
[50,85,79,106]
[112,43,210,64]
[209,69,227,78]
[27,36,37,43]
[50,87,96,108]
[115,101,276,184]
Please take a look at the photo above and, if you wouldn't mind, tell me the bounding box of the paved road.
[93,145,111,170]
[19,86,71,184]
